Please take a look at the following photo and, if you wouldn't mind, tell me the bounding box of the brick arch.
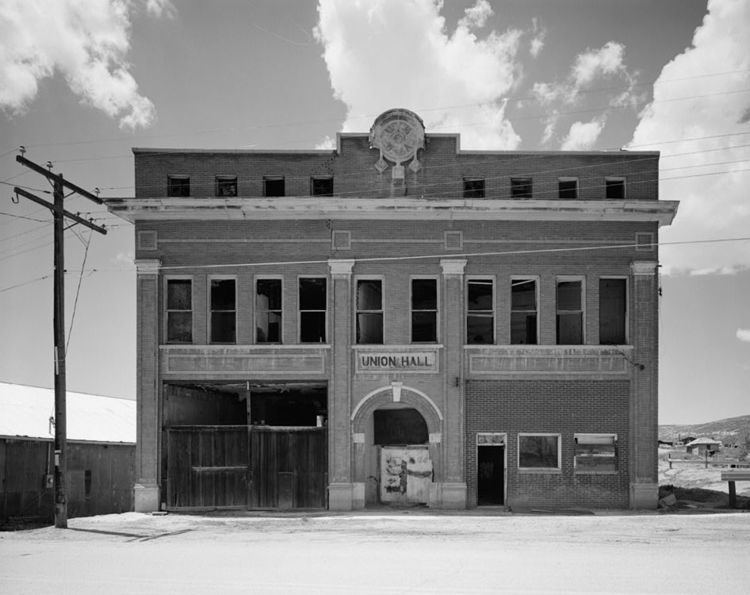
[351,383,442,435]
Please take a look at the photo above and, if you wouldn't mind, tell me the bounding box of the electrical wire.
[66,229,93,352]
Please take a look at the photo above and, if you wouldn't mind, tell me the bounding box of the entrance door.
[477,445,505,505]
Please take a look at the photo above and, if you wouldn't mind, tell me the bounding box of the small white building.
[685,437,722,456]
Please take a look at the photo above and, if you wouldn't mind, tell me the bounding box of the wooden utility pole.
[14,154,107,528]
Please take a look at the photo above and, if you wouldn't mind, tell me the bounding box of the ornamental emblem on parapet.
[369,108,426,179]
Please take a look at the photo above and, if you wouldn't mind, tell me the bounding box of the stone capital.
[328,259,355,278]
[440,258,467,277]
[631,261,658,276]
[135,258,161,276]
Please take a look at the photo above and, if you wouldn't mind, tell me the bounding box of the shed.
[685,437,722,456]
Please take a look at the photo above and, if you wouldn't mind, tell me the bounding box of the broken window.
[263,176,285,197]
[210,278,236,343]
[356,279,383,344]
[558,178,578,199]
[510,177,532,198]
[411,278,437,343]
[299,278,326,343]
[511,278,537,345]
[605,177,625,199]
[463,178,485,199]
[256,278,282,343]
[467,279,494,344]
[599,278,627,345]
[518,434,560,469]
[167,175,190,197]
[166,278,192,343]
[556,279,583,345]
[310,176,333,197]
[215,175,237,197]
[575,434,617,473]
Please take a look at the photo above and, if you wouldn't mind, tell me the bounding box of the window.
[311,176,333,196]
[84,470,92,499]
[215,176,237,197]
[558,178,578,199]
[167,175,190,197]
[511,278,537,344]
[556,279,583,344]
[599,278,627,345]
[518,434,560,470]
[467,279,494,344]
[166,278,192,343]
[356,279,383,344]
[463,178,485,199]
[575,434,617,473]
[299,278,326,343]
[210,278,236,343]
[605,177,625,199]
[263,176,285,197]
[511,177,532,198]
[256,278,282,343]
[411,278,437,343]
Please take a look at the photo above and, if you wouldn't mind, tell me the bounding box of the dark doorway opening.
[373,408,428,445]
[477,445,505,505]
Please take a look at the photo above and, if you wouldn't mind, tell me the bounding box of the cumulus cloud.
[560,117,606,150]
[0,0,167,129]
[737,329,750,343]
[529,18,546,58]
[314,0,525,149]
[629,0,750,274]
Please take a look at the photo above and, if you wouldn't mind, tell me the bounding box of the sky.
[0,0,748,424]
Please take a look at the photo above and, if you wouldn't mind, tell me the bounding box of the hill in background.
[659,414,750,444]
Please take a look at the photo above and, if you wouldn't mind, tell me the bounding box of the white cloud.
[0,0,167,129]
[572,42,626,88]
[145,0,175,18]
[629,0,750,274]
[560,117,606,151]
[737,329,750,343]
[314,0,525,149]
[529,19,546,58]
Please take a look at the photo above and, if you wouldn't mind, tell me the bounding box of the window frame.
[463,177,485,199]
[215,175,238,197]
[558,177,578,199]
[208,275,237,345]
[605,176,626,199]
[255,275,283,344]
[556,276,585,345]
[574,433,618,474]
[263,176,285,197]
[518,433,562,472]
[165,276,193,344]
[510,177,533,199]
[167,175,190,197]
[354,276,385,345]
[599,276,628,345]
[410,276,439,344]
[310,176,334,197]
[510,276,539,345]
[298,276,328,343]
[466,276,495,345]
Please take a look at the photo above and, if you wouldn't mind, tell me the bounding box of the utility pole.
[14,154,107,528]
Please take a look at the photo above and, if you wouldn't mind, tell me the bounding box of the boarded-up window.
[558,178,578,199]
[575,434,617,473]
[216,176,237,197]
[467,279,494,344]
[263,176,285,197]
[256,279,282,343]
[556,279,583,344]
[511,177,532,198]
[511,278,537,344]
[519,434,560,469]
[605,177,625,199]
[463,178,485,199]
[210,279,236,343]
[356,280,383,344]
[311,176,333,196]
[166,279,192,343]
[599,278,626,344]
[167,175,190,197]
[411,279,437,343]
[299,278,326,343]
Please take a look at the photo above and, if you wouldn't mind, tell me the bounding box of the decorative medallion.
[369,109,425,176]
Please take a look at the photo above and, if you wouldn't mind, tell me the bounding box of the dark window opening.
[167,176,190,197]
[599,278,626,344]
[257,279,282,343]
[356,280,383,344]
[263,177,285,197]
[467,279,494,344]
[210,279,236,343]
[558,178,578,199]
[511,279,537,344]
[249,386,328,427]
[216,176,237,197]
[411,279,437,342]
[463,178,485,199]
[556,280,583,344]
[167,279,192,343]
[374,408,428,445]
[511,177,532,198]
[84,469,92,498]
[605,177,625,199]
[519,435,559,469]
[311,176,333,196]
[299,278,327,343]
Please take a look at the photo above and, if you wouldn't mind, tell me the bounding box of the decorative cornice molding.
[134,258,160,275]
[440,258,467,276]
[631,261,658,275]
[328,259,355,277]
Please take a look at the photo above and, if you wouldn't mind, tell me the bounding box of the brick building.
[106,109,678,512]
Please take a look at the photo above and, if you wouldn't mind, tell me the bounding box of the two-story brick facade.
[106,109,677,512]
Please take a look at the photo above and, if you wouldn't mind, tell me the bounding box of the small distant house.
[685,437,722,456]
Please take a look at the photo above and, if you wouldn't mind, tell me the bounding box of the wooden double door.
[166,425,327,510]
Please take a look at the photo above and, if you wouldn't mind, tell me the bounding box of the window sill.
[518,468,562,474]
